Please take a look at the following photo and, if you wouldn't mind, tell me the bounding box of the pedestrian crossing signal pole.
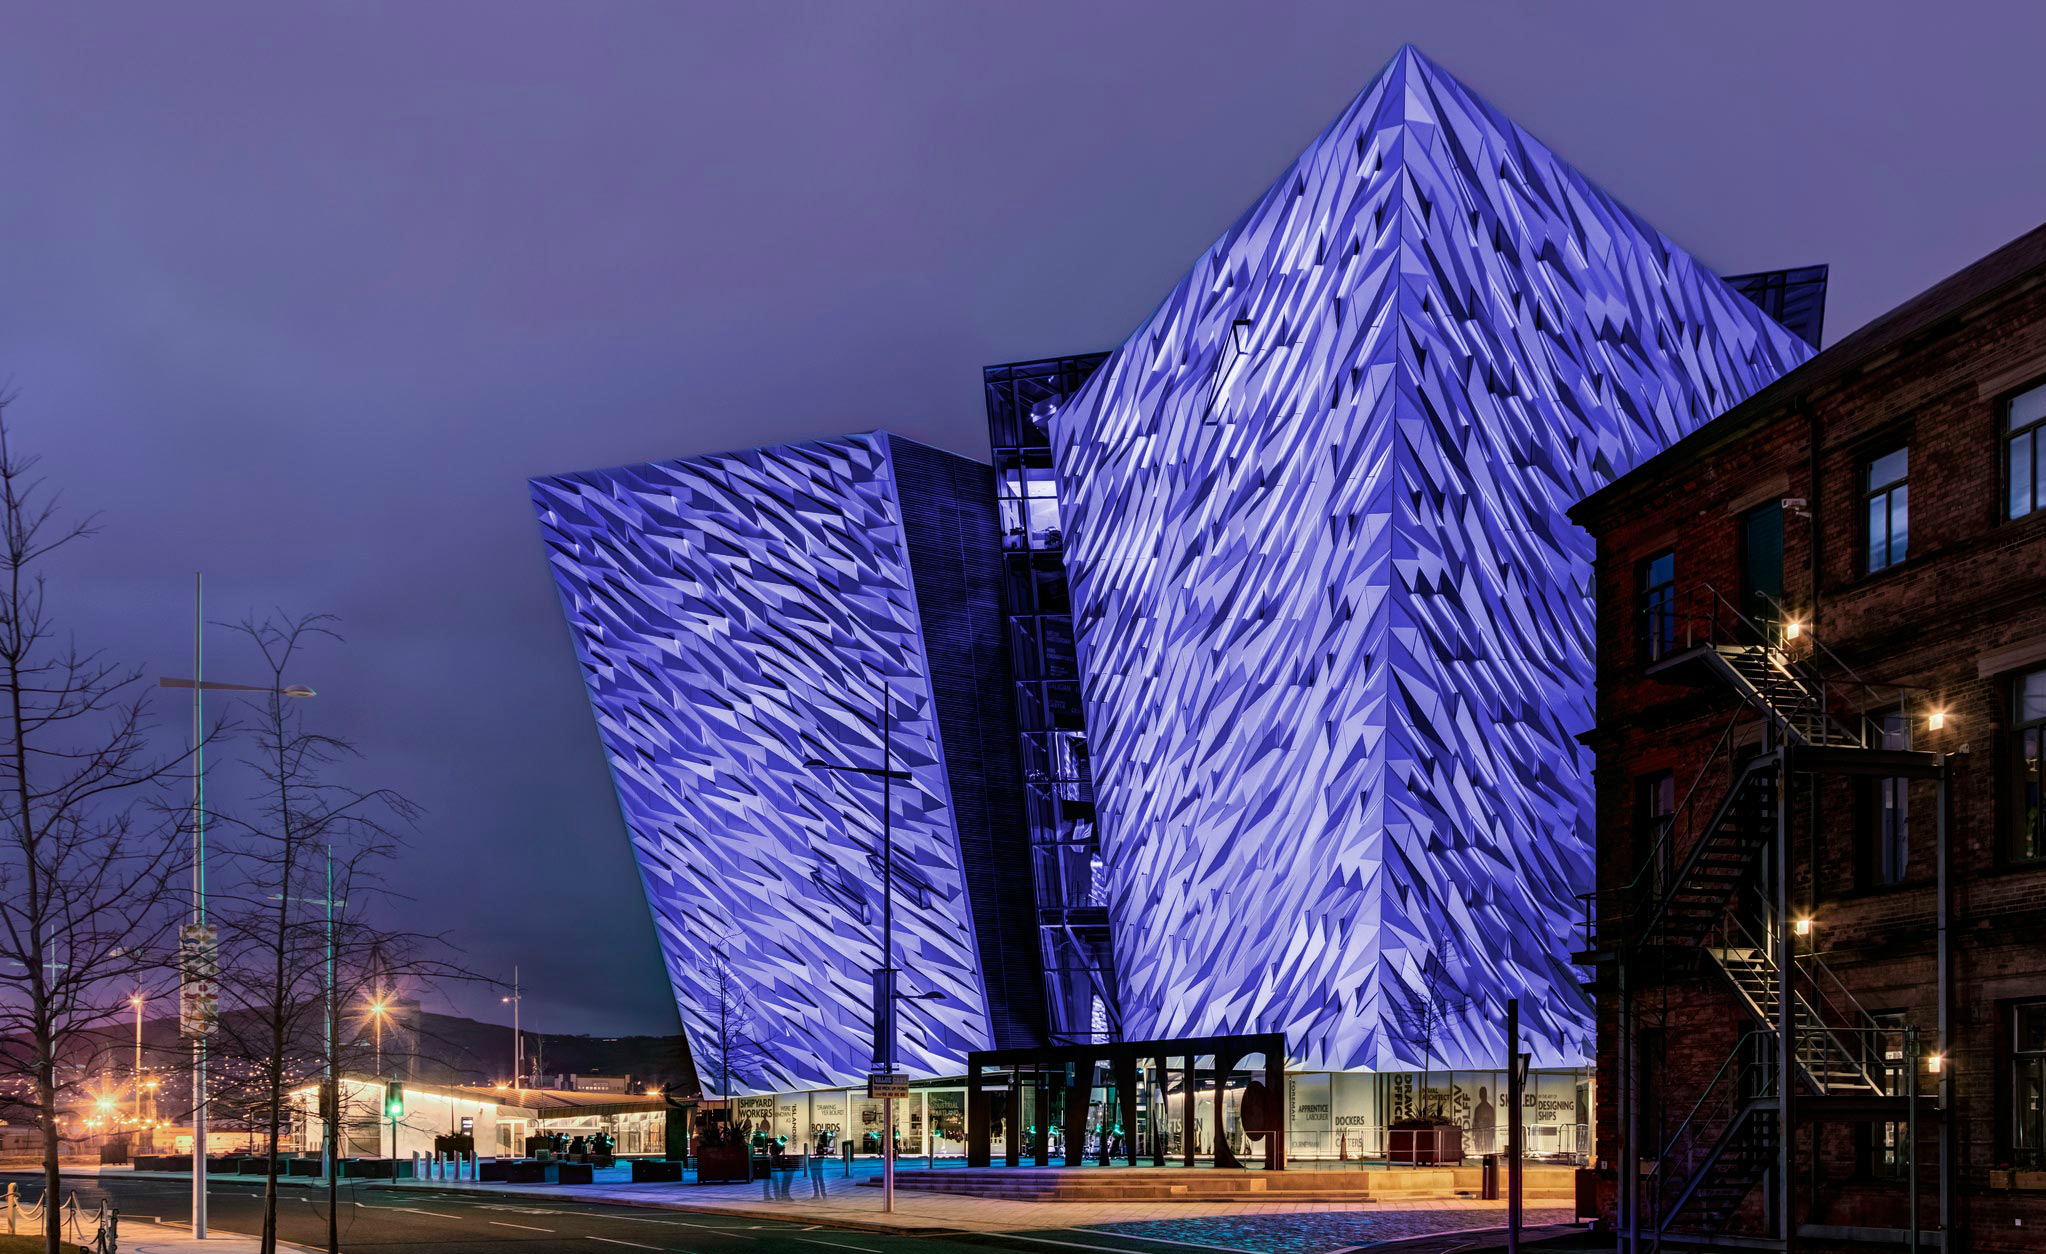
[386,1082,404,1161]
[1507,998,1525,1254]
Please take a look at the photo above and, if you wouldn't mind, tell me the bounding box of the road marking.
[792,1240,880,1254]
[588,1238,662,1250]
[980,1234,1192,1254]
[490,1220,555,1232]
[660,1220,758,1239]
[1074,1232,1261,1254]
[396,1207,464,1219]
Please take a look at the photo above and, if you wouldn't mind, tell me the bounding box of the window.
[1864,447,1909,573]
[2015,667,2046,862]
[1863,711,1911,886]
[2008,381,2046,521]
[1861,1010,1908,1177]
[1739,501,1784,626]
[2013,1001,2046,1168]
[1636,770,1676,896]
[1640,550,1677,662]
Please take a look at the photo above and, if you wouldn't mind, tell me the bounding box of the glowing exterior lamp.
[1929,709,1947,731]
[1785,618,1802,640]
[1792,916,1812,938]
[1927,1052,1945,1074]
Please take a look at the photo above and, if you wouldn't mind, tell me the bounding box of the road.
[9,1174,1565,1254]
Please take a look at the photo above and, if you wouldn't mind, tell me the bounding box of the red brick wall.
[1578,271,2046,1251]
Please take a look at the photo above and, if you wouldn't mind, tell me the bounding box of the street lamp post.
[159,572,316,1240]
[131,994,144,1145]
[501,967,523,1086]
[367,994,397,1157]
[805,681,914,1214]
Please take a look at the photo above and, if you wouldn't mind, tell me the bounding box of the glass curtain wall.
[984,354,1122,1045]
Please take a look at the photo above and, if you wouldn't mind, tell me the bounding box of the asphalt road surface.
[6,1175,1256,1254]
[9,1175,1569,1254]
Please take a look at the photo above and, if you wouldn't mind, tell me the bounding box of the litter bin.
[1480,1153,1500,1200]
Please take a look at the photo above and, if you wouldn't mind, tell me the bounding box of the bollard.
[7,1181,16,1235]
[1481,1153,1500,1200]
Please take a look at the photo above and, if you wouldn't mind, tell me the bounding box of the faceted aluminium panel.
[1049,45,1813,1071]
[532,434,997,1094]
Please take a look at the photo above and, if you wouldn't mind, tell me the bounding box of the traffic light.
[384,1081,405,1119]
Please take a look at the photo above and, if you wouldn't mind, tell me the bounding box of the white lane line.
[397,1208,465,1219]
[490,1220,555,1232]
[979,1234,1187,1254]
[792,1240,880,1254]
[1074,1231,1261,1254]
[661,1220,756,1240]
[588,1238,662,1250]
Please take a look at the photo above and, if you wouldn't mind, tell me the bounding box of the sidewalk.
[120,1220,318,1254]
[372,1172,1575,1236]
[31,1164,1578,1240]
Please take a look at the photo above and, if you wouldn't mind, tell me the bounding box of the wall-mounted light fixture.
[1785,619,1802,640]
[1792,916,1812,937]
[1929,709,1947,731]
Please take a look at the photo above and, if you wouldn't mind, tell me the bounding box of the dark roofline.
[1571,220,2046,524]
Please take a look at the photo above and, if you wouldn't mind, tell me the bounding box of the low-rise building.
[289,1078,668,1159]
[1571,221,2046,1251]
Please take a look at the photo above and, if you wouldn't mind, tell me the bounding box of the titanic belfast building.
[534,46,1816,1161]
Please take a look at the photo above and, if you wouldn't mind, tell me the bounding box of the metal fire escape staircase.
[1594,588,1945,1250]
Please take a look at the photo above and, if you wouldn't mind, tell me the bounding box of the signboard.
[179,923,219,1039]
[867,1074,908,1101]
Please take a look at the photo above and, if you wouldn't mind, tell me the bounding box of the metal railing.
[4,1183,118,1254]
[1642,1029,1774,1249]
[1577,705,1751,954]
[1709,903,1884,1096]
[1652,582,1919,749]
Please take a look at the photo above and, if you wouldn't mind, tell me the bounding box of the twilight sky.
[3,2,2041,1038]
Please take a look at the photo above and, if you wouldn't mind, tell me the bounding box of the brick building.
[1571,221,2046,1252]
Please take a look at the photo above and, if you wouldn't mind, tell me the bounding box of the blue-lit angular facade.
[1048,46,1814,1072]
[532,433,1043,1094]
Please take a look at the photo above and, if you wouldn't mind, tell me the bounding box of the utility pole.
[324,845,339,1254]
[189,573,209,1241]
[502,967,523,1087]
[806,680,912,1214]
[1506,998,1525,1254]
[132,994,144,1137]
[162,574,315,1239]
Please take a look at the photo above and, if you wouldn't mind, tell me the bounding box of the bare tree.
[692,951,765,1104]
[1391,958,1468,1122]
[204,611,468,1254]
[0,402,195,1254]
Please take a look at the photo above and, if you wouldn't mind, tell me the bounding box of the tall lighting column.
[501,967,523,1086]
[806,681,913,1214]
[159,573,314,1239]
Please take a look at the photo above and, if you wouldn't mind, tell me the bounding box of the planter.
[1388,1119,1464,1166]
[630,1159,684,1183]
[695,1145,750,1184]
[2016,1170,2046,1191]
